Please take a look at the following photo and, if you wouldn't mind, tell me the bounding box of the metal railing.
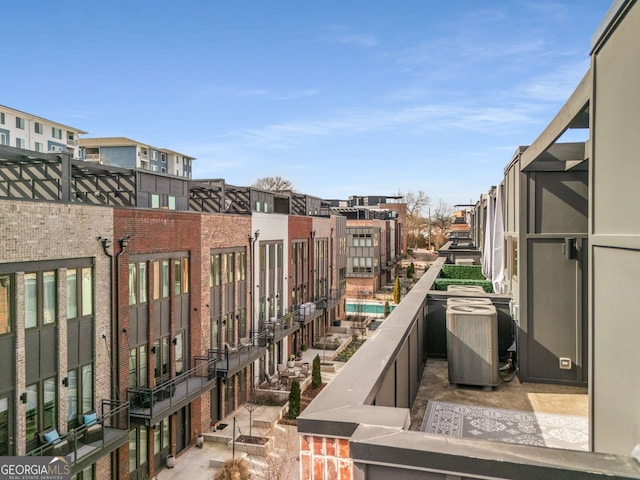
[127,355,216,418]
[27,399,129,464]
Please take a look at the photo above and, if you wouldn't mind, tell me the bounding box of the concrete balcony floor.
[409,358,588,431]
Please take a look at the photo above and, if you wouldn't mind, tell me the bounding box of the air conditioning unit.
[447,285,486,294]
[446,303,498,389]
[446,297,493,308]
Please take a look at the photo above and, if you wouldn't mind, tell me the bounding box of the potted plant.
[287,354,295,368]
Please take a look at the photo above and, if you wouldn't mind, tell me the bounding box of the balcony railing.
[127,355,216,424]
[263,310,299,343]
[27,399,129,474]
[206,341,266,377]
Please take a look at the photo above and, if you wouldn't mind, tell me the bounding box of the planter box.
[230,435,272,456]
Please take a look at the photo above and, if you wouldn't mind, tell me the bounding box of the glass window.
[34,122,43,134]
[162,337,169,377]
[168,196,176,210]
[182,258,189,294]
[81,268,92,315]
[16,117,24,129]
[129,430,137,473]
[129,349,137,388]
[162,261,169,298]
[128,264,137,305]
[81,365,93,413]
[25,384,38,442]
[139,345,148,387]
[175,333,183,376]
[138,262,146,304]
[0,275,11,334]
[24,273,37,329]
[0,397,9,456]
[42,271,56,325]
[67,370,78,422]
[43,377,56,430]
[66,269,77,319]
[211,254,220,287]
[174,260,181,296]
[153,261,160,300]
[151,194,160,209]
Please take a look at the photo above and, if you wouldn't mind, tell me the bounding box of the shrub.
[312,354,322,389]
[288,379,301,419]
[433,278,493,293]
[215,458,250,480]
[440,264,486,280]
[393,276,401,304]
[383,300,390,318]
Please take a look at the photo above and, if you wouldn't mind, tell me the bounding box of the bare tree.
[253,176,294,192]
[431,199,453,248]
[252,425,298,480]
[398,190,431,249]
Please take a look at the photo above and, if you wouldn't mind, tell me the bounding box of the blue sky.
[3,1,611,207]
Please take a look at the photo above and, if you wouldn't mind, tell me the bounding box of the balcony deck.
[409,358,588,431]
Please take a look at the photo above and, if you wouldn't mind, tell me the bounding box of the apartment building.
[0,105,86,158]
[79,137,194,179]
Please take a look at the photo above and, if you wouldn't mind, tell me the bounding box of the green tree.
[288,379,301,419]
[384,300,391,318]
[393,276,401,304]
[312,354,322,389]
[407,262,415,278]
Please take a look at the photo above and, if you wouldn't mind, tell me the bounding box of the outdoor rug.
[421,401,588,451]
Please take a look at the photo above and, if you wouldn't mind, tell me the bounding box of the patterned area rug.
[421,401,588,451]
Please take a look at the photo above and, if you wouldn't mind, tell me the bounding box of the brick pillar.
[300,434,352,480]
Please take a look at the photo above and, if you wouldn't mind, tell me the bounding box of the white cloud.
[335,33,378,47]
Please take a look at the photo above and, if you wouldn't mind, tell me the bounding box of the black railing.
[207,341,265,375]
[27,399,129,467]
[127,355,216,419]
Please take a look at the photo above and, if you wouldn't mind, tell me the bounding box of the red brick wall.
[200,213,251,430]
[114,208,202,473]
[300,435,352,480]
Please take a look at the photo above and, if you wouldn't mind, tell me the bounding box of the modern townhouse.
[0,143,349,479]
[0,104,86,158]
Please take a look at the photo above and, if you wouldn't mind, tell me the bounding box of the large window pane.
[162,337,169,377]
[0,275,11,334]
[66,270,77,319]
[162,261,169,298]
[43,377,56,429]
[138,263,147,303]
[175,333,183,376]
[174,260,181,296]
[67,370,78,422]
[139,426,148,467]
[129,430,137,473]
[182,259,189,294]
[81,268,92,316]
[0,397,9,456]
[129,349,137,388]
[140,346,147,387]
[153,261,160,300]
[24,273,37,328]
[42,272,56,325]
[81,365,93,413]
[25,384,38,442]
[128,264,137,305]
